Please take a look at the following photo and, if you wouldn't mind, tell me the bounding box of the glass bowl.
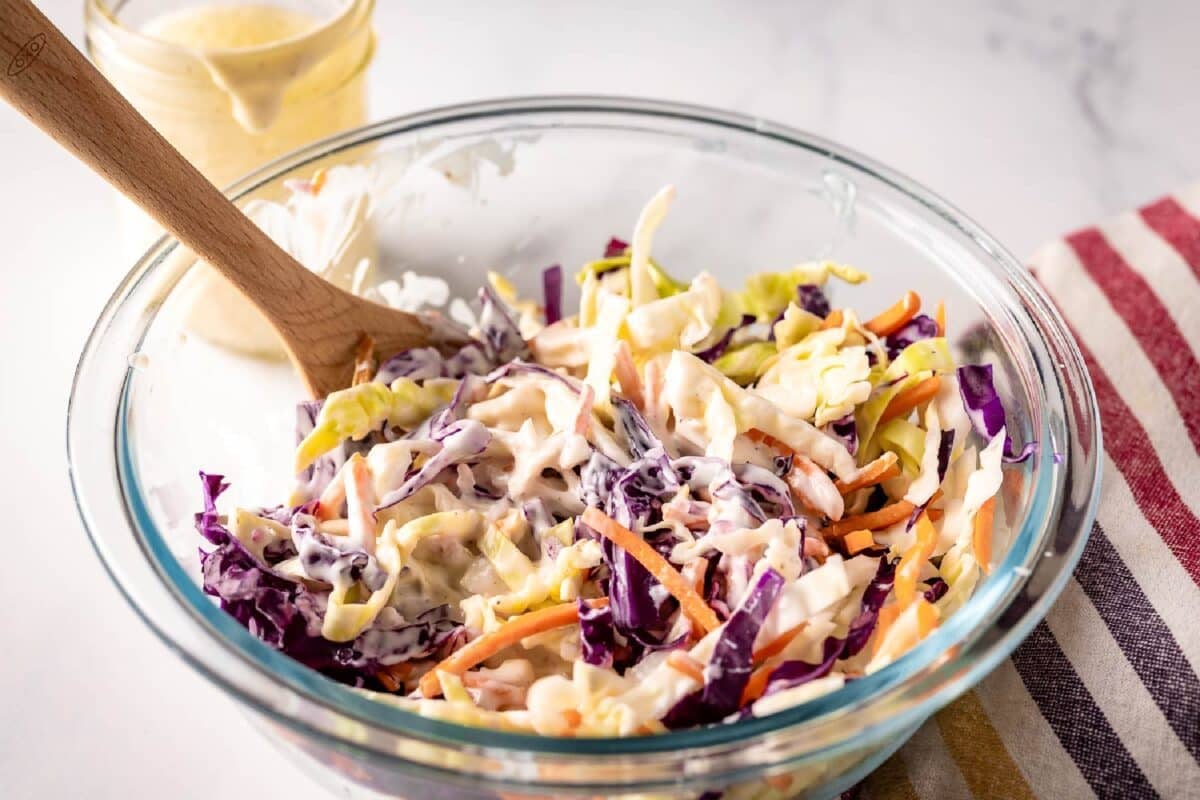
[68,97,1101,799]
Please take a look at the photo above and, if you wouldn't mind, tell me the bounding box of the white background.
[2,1,1198,797]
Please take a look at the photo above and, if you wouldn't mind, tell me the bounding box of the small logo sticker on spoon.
[8,33,46,77]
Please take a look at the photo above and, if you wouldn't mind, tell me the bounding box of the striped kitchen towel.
[857,186,1200,800]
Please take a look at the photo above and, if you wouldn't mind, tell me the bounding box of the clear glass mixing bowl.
[68,97,1101,799]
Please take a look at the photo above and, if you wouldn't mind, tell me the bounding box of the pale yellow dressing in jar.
[86,0,376,356]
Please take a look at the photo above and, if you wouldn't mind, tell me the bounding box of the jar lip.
[69,96,1101,781]
[85,0,373,58]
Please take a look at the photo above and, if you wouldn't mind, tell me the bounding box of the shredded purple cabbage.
[695,315,755,362]
[923,578,949,603]
[612,396,663,460]
[578,600,615,668]
[824,413,858,457]
[956,364,1036,463]
[663,568,784,728]
[795,284,831,319]
[762,637,842,696]
[761,558,895,699]
[377,417,491,511]
[196,475,460,679]
[936,430,955,484]
[604,237,629,258]
[477,285,530,364]
[374,347,447,383]
[542,264,563,325]
[885,314,939,359]
[486,359,583,395]
[196,472,232,546]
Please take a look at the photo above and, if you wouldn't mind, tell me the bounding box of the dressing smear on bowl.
[193,182,1031,736]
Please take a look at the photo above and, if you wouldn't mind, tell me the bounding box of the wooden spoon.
[0,0,461,397]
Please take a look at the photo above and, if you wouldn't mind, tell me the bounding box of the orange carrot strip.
[690,557,710,597]
[582,507,721,634]
[865,290,921,336]
[765,775,795,792]
[344,454,378,553]
[974,496,996,575]
[375,662,413,693]
[309,167,329,195]
[746,427,789,452]
[613,341,645,410]
[561,709,583,730]
[753,622,808,664]
[879,375,942,425]
[844,529,876,555]
[935,300,946,337]
[834,452,900,495]
[740,663,774,706]
[894,513,938,606]
[351,334,375,387]
[822,500,916,539]
[667,651,706,684]
[915,598,940,637]
[927,507,945,523]
[314,470,347,521]
[872,604,902,656]
[818,309,844,330]
[419,599,609,698]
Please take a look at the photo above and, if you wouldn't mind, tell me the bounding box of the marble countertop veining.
[0,1,1196,797]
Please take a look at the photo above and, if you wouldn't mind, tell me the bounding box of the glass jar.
[84,0,376,357]
[85,0,375,194]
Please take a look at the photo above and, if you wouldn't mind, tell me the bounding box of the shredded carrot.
[753,622,808,664]
[561,709,583,730]
[746,427,789,452]
[844,529,876,555]
[573,384,595,436]
[915,598,940,637]
[419,598,609,698]
[765,774,795,792]
[309,167,328,195]
[749,427,843,514]
[894,513,938,606]
[375,662,412,693]
[690,557,710,597]
[834,452,900,495]
[872,604,902,656]
[927,507,945,523]
[314,469,347,521]
[613,340,645,410]
[351,333,375,387]
[974,496,996,575]
[935,300,946,337]
[740,663,774,706]
[822,500,916,539]
[344,454,378,552]
[865,290,921,336]
[667,651,706,684]
[582,507,721,634]
[879,375,942,425]
[818,309,844,330]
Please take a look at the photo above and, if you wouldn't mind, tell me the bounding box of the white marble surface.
[1,1,1197,797]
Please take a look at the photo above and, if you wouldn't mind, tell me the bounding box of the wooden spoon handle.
[0,0,345,335]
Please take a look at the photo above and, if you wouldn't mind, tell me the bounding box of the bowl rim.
[69,95,1101,773]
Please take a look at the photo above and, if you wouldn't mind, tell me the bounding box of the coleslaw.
[195,184,1029,735]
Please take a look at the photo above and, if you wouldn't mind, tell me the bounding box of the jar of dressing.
[85,0,377,356]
